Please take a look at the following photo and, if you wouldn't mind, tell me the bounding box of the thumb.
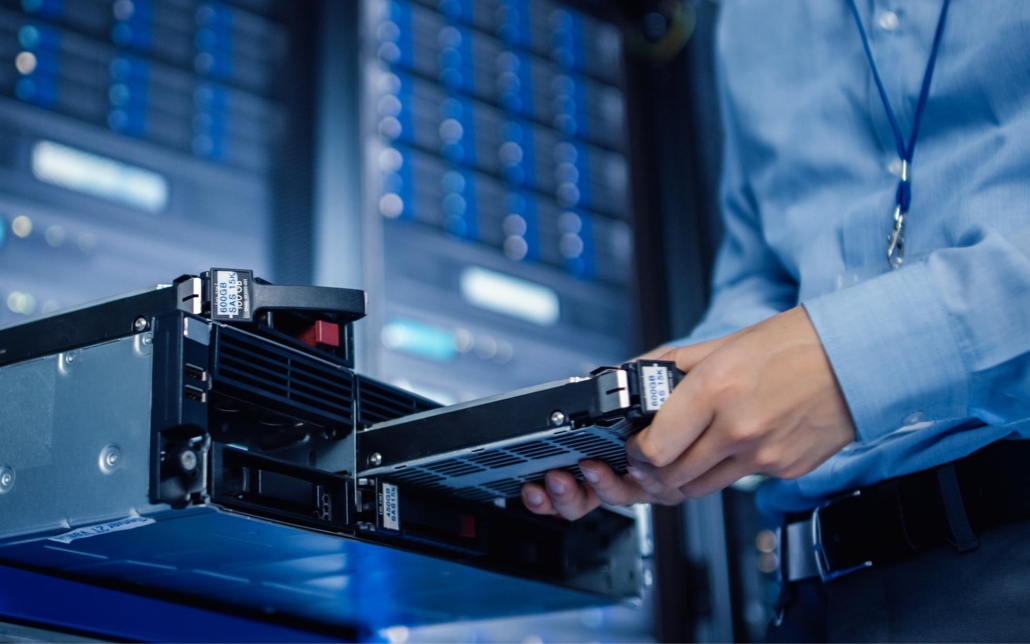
[659,334,735,373]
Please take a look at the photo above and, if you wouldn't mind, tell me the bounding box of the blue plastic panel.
[0,563,343,642]
[0,507,620,634]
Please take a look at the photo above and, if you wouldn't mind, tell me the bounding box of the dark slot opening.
[184,385,207,403]
[210,445,349,530]
[184,363,208,382]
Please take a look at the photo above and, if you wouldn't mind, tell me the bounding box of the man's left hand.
[628,306,856,498]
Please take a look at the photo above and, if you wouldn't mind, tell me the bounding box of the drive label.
[641,365,671,412]
[381,482,400,531]
[212,269,252,321]
[48,516,155,544]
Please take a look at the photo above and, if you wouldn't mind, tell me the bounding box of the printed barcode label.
[641,365,671,412]
[212,269,251,320]
[381,483,400,531]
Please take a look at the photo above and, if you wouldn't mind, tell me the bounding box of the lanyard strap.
[847,0,951,267]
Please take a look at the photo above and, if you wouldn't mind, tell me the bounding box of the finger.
[521,482,555,515]
[658,333,735,373]
[545,469,600,520]
[650,420,734,488]
[579,460,647,506]
[625,464,687,505]
[679,456,749,499]
[627,371,714,468]
[636,344,676,361]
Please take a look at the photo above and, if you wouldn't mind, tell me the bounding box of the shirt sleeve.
[673,32,798,346]
[804,225,1030,443]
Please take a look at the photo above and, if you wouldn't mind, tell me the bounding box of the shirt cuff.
[803,261,969,444]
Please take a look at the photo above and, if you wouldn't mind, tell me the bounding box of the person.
[522,1,1030,640]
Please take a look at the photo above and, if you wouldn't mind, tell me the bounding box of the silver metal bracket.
[177,278,203,314]
[594,369,630,414]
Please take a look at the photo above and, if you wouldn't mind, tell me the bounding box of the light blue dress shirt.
[678,0,1030,517]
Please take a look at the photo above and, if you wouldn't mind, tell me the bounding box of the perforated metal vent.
[357,376,440,427]
[212,326,354,426]
[384,423,633,502]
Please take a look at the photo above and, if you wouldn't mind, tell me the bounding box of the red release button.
[298,320,340,348]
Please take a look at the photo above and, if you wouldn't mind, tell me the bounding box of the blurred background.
[0,0,782,640]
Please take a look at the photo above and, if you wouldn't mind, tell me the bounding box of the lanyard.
[847,0,952,269]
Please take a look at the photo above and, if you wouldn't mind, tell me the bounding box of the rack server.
[0,271,646,633]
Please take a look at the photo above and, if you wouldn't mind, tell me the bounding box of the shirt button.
[878,11,899,31]
[903,411,925,426]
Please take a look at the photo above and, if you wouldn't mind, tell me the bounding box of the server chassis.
[0,271,645,634]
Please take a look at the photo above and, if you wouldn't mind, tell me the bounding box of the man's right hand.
[520,342,711,520]
[521,459,687,520]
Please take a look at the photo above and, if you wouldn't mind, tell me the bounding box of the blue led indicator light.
[18,25,40,49]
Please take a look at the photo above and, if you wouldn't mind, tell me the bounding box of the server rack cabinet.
[356,0,639,403]
[0,0,320,323]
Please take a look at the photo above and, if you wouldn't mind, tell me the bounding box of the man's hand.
[521,459,688,521]
[522,306,856,519]
[630,306,855,497]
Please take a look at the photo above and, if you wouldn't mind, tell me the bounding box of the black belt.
[779,439,1030,582]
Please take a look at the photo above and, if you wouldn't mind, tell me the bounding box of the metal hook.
[887,205,905,269]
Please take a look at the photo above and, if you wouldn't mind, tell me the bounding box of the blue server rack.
[0,0,303,327]
[360,0,638,406]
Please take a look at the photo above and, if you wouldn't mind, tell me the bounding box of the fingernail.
[525,489,545,506]
[627,466,647,482]
[580,466,601,484]
[546,477,567,495]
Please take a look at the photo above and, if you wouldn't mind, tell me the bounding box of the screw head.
[141,334,153,346]
[549,410,567,426]
[99,446,121,474]
[179,449,198,472]
[133,316,148,332]
[369,452,383,467]
[0,467,14,493]
[64,353,76,364]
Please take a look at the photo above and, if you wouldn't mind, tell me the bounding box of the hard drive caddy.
[358,361,683,502]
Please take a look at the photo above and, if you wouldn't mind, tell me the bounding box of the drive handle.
[205,268,367,323]
[250,282,367,321]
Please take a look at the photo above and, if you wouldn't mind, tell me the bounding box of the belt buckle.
[811,490,873,582]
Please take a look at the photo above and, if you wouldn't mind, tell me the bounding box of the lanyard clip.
[887,205,905,270]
